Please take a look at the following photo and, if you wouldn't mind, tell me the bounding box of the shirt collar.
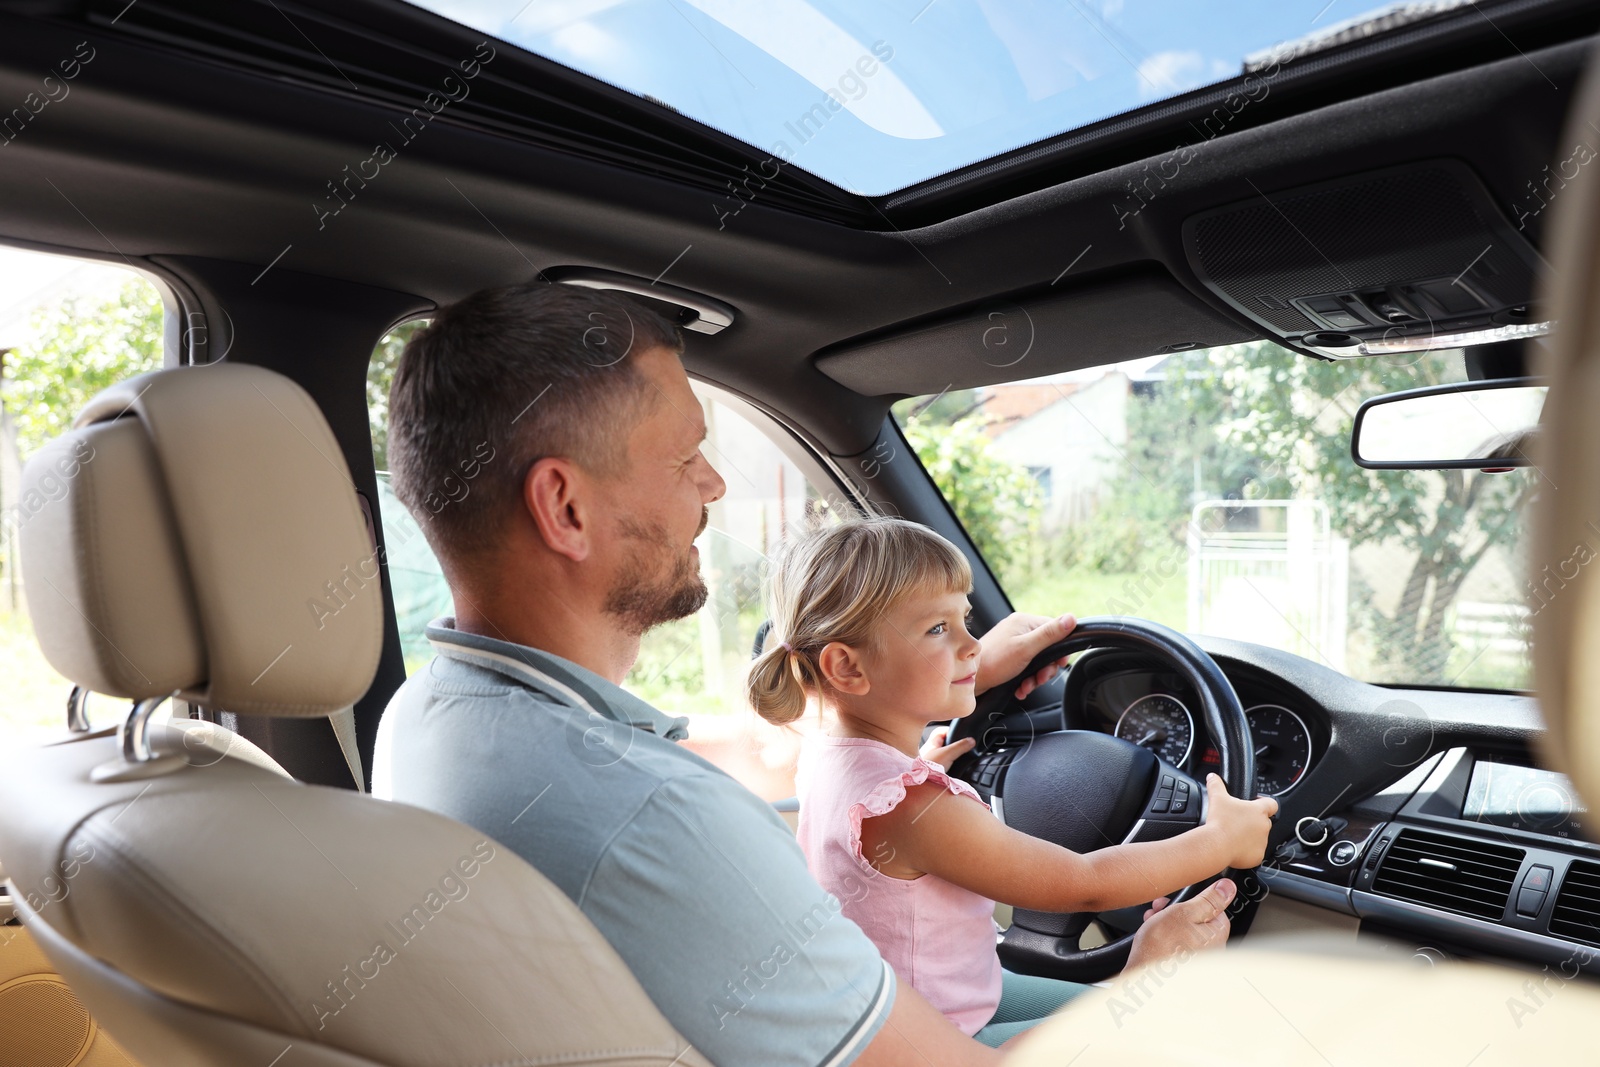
[424,617,691,742]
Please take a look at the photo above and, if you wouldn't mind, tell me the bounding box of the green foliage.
[4,280,163,458]
[367,319,429,472]
[1142,343,1533,683]
[897,342,1534,687]
[900,413,1040,579]
[1043,511,1167,575]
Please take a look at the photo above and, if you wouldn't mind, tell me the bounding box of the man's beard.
[604,510,709,635]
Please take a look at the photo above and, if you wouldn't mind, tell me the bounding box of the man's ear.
[524,457,590,562]
[818,641,870,696]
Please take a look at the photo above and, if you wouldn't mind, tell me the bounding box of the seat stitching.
[78,819,308,1029]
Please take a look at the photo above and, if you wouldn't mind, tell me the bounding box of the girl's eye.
[928,622,947,636]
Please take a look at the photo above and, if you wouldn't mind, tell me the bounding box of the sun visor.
[814,269,1258,398]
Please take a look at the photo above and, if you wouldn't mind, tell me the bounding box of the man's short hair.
[388,283,682,557]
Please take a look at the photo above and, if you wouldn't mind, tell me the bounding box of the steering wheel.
[946,617,1257,982]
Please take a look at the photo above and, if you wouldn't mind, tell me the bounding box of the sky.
[411,0,1411,194]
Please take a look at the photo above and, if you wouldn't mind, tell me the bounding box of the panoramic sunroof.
[410,0,1476,196]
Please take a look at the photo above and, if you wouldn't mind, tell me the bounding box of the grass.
[1003,567,1188,632]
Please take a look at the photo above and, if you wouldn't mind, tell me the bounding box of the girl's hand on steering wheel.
[1202,774,1279,868]
[919,727,976,770]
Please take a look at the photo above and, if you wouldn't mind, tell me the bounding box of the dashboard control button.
[1328,840,1358,866]
[1524,865,1554,893]
[1517,887,1547,917]
[1364,836,1390,871]
[1296,816,1332,848]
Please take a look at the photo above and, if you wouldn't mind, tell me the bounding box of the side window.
[0,248,166,753]
[632,382,841,799]
[366,320,443,676]
[363,332,843,797]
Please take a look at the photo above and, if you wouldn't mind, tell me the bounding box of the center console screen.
[1462,760,1587,839]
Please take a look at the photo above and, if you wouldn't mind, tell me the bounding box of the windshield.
[404,0,1456,195]
[892,342,1537,690]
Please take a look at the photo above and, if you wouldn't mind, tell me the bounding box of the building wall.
[988,372,1130,527]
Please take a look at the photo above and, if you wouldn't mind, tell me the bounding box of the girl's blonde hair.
[747,517,973,725]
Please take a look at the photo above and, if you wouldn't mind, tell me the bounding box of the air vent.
[1372,828,1524,921]
[1550,860,1600,946]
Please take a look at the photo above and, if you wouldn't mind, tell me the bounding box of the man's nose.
[700,453,727,504]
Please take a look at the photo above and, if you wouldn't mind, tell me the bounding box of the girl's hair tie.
[780,641,793,653]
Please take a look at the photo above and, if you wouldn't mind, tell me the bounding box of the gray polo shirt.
[372,619,894,1067]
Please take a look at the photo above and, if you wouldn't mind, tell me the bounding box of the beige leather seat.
[1008,49,1600,1067]
[0,363,708,1066]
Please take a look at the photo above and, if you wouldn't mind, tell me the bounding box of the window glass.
[893,341,1535,691]
[366,332,842,796]
[0,247,165,754]
[632,384,841,799]
[367,320,440,675]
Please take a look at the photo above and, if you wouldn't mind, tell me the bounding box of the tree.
[3,279,163,458]
[367,319,428,472]
[899,409,1040,580]
[1115,342,1535,684]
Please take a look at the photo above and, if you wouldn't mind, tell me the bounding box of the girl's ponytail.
[746,640,815,726]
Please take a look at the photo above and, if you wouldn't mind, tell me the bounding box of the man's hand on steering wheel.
[975,612,1077,699]
[1125,879,1236,972]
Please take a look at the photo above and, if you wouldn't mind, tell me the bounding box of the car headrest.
[19,363,381,717]
[1534,48,1600,812]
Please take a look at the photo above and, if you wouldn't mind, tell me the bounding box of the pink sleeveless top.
[796,735,1002,1035]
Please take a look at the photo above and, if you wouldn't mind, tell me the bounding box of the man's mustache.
[695,508,709,539]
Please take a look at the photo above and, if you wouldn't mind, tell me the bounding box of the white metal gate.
[1187,500,1349,671]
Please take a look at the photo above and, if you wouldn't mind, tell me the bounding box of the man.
[373,284,1236,1065]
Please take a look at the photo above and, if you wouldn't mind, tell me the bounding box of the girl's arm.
[859,774,1276,914]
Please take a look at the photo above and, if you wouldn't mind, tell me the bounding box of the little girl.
[748,517,1276,1046]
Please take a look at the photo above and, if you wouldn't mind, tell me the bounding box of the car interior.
[4,0,1600,1063]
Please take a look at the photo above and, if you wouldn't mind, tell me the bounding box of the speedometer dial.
[1114,694,1195,767]
[1246,704,1313,796]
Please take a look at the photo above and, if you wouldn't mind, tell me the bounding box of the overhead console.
[1184,160,1547,361]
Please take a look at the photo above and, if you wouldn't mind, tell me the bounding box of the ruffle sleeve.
[845,759,986,866]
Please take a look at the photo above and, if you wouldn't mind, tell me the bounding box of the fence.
[1188,500,1349,671]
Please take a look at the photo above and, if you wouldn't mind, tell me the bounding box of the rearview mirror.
[1351,378,1545,469]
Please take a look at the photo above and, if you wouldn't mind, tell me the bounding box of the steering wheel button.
[1176,780,1190,793]
[1152,796,1170,813]
[1171,797,1187,813]
[1160,774,1174,789]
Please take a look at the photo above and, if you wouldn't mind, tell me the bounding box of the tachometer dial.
[1246,704,1313,797]
[1114,694,1195,767]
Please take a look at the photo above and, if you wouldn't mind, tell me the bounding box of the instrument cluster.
[1088,669,1318,798]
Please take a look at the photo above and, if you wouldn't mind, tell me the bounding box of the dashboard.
[1072,660,1328,800]
[975,636,1600,979]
